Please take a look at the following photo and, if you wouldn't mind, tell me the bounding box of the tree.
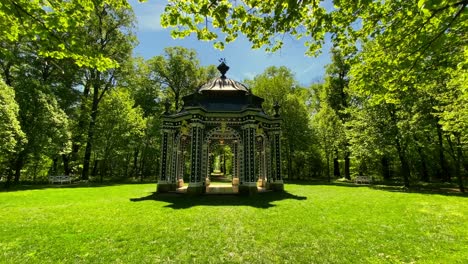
[148,47,213,111]
[323,48,352,179]
[160,1,467,57]
[247,66,316,179]
[346,17,466,189]
[78,1,137,181]
[437,67,467,192]
[313,102,344,182]
[93,88,145,181]
[1,0,130,70]
[0,79,26,187]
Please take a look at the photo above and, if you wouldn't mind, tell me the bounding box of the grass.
[1,183,467,263]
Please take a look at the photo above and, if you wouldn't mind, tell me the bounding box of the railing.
[49,175,72,184]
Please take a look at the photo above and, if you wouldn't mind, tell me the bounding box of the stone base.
[270,182,284,192]
[257,178,265,187]
[177,179,184,188]
[187,185,205,195]
[205,177,211,186]
[239,184,258,195]
[157,183,176,193]
[232,177,239,186]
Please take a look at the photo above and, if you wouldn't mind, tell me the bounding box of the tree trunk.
[14,154,24,184]
[5,165,13,189]
[437,124,450,182]
[333,150,340,178]
[287,144,293,179]
[223,151,226,175]
[92,159,99,177]
[132,148,139,178]
[174,92,180,112]
[62,154,71,176]
[344,151,350,180]
[81,82,100,181]
[381,156,391,181]
[456,137,465,193]
[326,154,331,183]
[395,139,410,188]
[416,144,429,182]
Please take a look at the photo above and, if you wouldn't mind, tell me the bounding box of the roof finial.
[217,58,229,78]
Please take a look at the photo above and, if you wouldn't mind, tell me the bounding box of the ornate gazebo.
[157,62,283,195]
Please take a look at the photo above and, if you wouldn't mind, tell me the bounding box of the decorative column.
[240,121,257,195]
[259,137,267,187]
[265,138,272,188]
[270,130,284,191]
[232,141,239,185]
[201,142,209,186]
[187,121,205,194]
[157,129,176,192]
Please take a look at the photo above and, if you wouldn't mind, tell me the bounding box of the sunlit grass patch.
[0,183,467,263]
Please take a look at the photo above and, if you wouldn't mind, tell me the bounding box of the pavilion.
[157,61,283,195]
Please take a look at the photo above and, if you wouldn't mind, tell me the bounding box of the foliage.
[148,46,215,111]
[312,101,345,179]
[247,66,318,179]
[0,0,132,70]
[0,79,25,162]
[160,0,467,57]
[93,88,146,179]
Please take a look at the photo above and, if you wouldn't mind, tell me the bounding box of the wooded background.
[1,0,466,191]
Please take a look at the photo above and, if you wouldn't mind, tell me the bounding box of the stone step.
[206,185,238,194]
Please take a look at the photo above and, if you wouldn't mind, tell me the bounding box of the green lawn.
[1,183,467,263]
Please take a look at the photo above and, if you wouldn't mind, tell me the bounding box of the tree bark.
[92,159,99,177]
[132,148,139,178]
[174,92,180,112]
[416,143,429,182]
[81,81,100,181]
[456,136,465,193]
[333,150,340,178]
[381,155,391,181]
[395,136,410,187]
[344,151,350,180]
[62,154,71,175]
[287,144,293,179]
[436,124,450,182]
[13,153,24,184]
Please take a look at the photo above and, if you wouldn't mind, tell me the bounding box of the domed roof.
[199,76,249,92]
[198,61,249,93]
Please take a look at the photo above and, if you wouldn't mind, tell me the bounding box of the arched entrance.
[204,126,241,193]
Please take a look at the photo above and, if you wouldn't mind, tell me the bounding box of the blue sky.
[129,0,332,86]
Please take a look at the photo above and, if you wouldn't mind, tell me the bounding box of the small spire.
[217,58,229,78]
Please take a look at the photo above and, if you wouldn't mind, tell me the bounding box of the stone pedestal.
[270,181,284,191]
[232,177,239,186]
[239,183,258,195]
[187,183,205,195]
[257,178,265,187]
[157,182,176,193]
[177,179,184,188]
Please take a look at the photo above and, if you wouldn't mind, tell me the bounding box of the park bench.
[49,175,72,184]
[354,176,372,184]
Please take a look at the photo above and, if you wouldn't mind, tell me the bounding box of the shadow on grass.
[285,179,468,197]
[130,191,307,209]
[0,181,155,193]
